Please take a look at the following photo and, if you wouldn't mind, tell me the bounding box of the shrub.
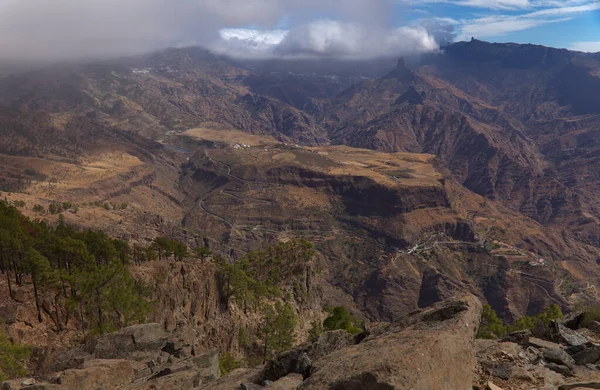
[478,304,507,339]
[308,320,324,340]
[478,303,564,338]
[0,330,31,381]
[219,353,241,376]
[323,306,363,335]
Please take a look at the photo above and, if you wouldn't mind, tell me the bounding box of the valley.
[2,38,600,389]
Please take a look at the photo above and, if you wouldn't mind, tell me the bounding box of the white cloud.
[417,0,596,10]
[570,41,600,52]
[0,0,402,62]
[214,20,439,59]
[452,1,600,39]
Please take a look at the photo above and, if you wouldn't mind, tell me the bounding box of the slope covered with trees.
[0,201,151,334]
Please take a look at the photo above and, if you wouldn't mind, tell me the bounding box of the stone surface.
[529,337,562,350]
[52,359,135,390]
[490,362,512,380]
[90,323,168,359]
[543,348,575,369]
[260,330,356,382]
[501,330,531,345]
[589,322,600,334]
[558,382,600,390]
[486,382,505,390]
[299,294,482,390]
[552,322,589,347]
[269,373,304,390]
[544,363,572,377]
[200,368,262,390]
[566,343,600,365]
[240,384,263,390]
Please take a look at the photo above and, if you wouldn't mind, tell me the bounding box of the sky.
[1,0,600,63]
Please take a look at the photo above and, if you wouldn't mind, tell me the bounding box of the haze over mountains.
[1,38,600,316]
[4,37,600,388]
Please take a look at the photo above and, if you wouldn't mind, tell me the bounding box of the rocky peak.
[382,56,414,82]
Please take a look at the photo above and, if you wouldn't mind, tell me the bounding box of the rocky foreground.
[6,295,600,389]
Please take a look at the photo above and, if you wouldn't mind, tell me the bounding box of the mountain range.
[1,38,600,325]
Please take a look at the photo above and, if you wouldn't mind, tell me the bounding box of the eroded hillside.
[2,40,600,327]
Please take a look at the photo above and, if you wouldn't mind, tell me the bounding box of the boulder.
[501,330,531,345]
[0,303,18,325]
[490,362,512,380]
[90,323,168,359]
[22,385,60,390]
[544,363,572,377]
[191,350,221,384]
[51,359,136,390]
[529,337,562,350]
[558,382,600,390]
[543,348,575,369]
[200,368,262,390]
[486,382,505,390]
[588,321,600,334]
[562,312,585,330]
[1,380,21,390]
[299,294,482,390]
[260,330,356,382]
[240,384,263,390]
[134,369,199,390]
[565,343,600,365]
[551,321,589,347]
[269,374,304,390]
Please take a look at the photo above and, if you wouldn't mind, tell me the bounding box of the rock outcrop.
[2,323,220,390]
[212,294,482,390]
[300,294,482,389]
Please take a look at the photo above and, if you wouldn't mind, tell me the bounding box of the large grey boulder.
[566,342,600,365]
[299,294,483,390]
[542,348,575,369]
[90,323,168,359]
[200,368,262,390]
[551,322,589,347]
[260,330,357,382]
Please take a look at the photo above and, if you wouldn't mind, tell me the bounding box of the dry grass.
[183,128,277,146]
[0,150,183,238]
[313,145,441,187]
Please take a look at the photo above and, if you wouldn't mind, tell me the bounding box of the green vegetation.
[219,353,242,376]
[574,302,600,328]
[150,237,188,261]
[214,240,315,362]
[0,200,151,334]
[0,329,31,381]
[260,302,297,361]
[308,320,324,340]
[478,304,507,339]
[477,303,563,339]
[32,204,44,214]
[193,246,212,260]
[323,306,363,335]
[46,202,78,215]
[216,239,315,311]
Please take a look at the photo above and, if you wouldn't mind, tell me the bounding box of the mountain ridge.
[1,39,600,324]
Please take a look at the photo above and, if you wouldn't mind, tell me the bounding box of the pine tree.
[323,307,362,334]
[0,329,31,381]
[260,302,296,362]
[23,248,56,323]
[478,304,507,339]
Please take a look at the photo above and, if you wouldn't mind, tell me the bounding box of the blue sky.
[216,0,600,59]
[402,1,600,51]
